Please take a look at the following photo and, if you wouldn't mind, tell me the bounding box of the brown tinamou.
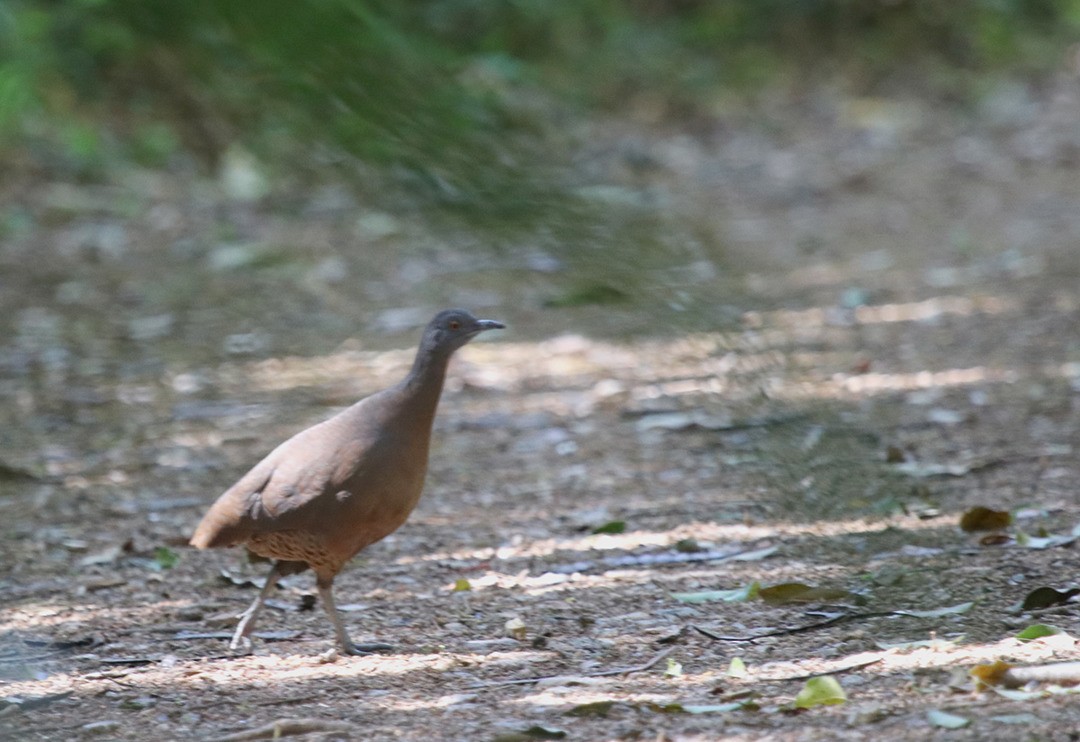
[190,309,504,654]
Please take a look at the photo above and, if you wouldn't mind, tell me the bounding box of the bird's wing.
[189,415,372,548]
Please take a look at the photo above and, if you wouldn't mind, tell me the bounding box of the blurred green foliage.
[1,0,1078,211]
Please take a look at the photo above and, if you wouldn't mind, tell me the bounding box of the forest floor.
[3,72,1080,741]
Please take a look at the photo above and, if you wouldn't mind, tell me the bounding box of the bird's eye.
[449,320,460,330]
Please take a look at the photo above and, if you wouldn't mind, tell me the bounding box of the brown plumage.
[190,309,504,654]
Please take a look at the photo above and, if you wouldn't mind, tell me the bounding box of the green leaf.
[1015,624,1063,641]
[727,657,748,678]
[671,581,760,604]
[153,547,179,570]
[452,578,472,592]
[664,657,683,677]
[794,676,846,709]
[926,709,970,729]
[591,520,626,535]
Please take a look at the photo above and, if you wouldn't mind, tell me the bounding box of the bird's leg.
[229,561,285,652]
[316,574,393,655]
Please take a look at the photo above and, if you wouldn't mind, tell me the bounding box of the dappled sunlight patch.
[0,597,196,633]
[510,687,672,711]
[746,632,1079,684]
[397,524,779,567]
[836,366,1011,397]
[0,647,555,703]
[398,512,969,574]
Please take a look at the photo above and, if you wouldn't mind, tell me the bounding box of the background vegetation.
[2,0,1078,217]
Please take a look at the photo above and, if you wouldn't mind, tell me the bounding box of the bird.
[189,309,505,654]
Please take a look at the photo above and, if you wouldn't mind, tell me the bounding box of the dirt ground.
[3,74,1080,741]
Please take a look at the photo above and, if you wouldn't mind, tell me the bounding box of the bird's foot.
[341,641,394,656]
[228,633,254,654]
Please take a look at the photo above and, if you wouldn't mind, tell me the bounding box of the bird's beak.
[474,319,506,332]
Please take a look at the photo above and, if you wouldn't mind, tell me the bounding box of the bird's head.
[424,309,505,354]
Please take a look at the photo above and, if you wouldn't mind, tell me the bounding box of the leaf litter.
[6,83,1080,742]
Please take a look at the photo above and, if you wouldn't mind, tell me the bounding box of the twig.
[585,647,675,679]
[771,657,883,682]
[551,542,777,575]
[692,611,897,642]
[468,647,675,689]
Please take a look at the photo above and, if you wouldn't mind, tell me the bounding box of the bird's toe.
[342,641,394,656]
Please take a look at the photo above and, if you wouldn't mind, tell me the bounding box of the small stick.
[692,611,897,642]
[772,657,883,682]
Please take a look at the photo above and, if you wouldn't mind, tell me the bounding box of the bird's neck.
[401,346,453,419]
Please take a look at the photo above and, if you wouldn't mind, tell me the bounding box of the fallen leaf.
[664,657,683,677]
[1015,532,1078,550]
[794,676,846,708]
[894,601,974,619]
[1020,587,1080,611]
[505,617,527,641]
[927,709,970,729]
[684,702,756,713]
[990,713,1041,725]
[726,546,779,562]
[960,506,1011,532]
[758,583,864,606]
[565,700,615,718]
[78,545,123,567]
[671,582,760,604]
[970,660,1013,688]
[591,520,626,535]
[893,461,976,478]
[727,657,748,678]
[452,578,472,592]
[154,546,179,570]
[926,408,966,425]
[1016,624,1063,642]
[634,412,734,433]
[492,726,567,742]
